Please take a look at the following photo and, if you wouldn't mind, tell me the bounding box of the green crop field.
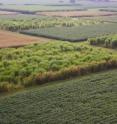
[0,1,117,123]
[21,23,117,41]
[0,69,117,124]
[0,41,117,92]
[0,17,102,31]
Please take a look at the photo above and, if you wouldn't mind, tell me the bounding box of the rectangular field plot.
[0,17,102,31]
[0,69,117,123]
[0,30,49,48]
[0,4,83,12]
[21,23,117,42]
[0,10,19,15]
[0,41,117,91]
[37,10,117,17]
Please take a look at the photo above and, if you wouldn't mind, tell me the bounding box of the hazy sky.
[0,0,117,4]
[0,0,67,4]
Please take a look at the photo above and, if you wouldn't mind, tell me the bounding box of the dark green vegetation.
[0,41,117,92]
[0,17,101,31]
[100,8,117,12]
[0,69,117,124]
[21,23,117,41]
[89,34,117,49]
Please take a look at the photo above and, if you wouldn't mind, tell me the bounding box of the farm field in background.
[0,14,46,19]
[0,10,19,15]
[0,4,83,12]
[100,8,117,12]
[21,23,117,42]
[0,17,103,31]
[37,9,117,17]
[0,1,117,12]
[84,15,117,24]
[0,69,117,124]
[0,30,49,48]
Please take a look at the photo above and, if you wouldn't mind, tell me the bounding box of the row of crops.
[0,69,117,124]
[0,17,102,31]
[89,34,117,48]
[0,41,117,92]
[21,23,117,42]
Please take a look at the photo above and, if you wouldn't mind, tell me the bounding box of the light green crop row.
[0,17,103,31]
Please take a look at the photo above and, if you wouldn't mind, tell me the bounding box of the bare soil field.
[0,30,50,48]
[0,10,19,15]
[37,10,117,17]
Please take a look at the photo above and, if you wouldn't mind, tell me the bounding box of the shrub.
[89,34,117,49]
[111,39,117,48]
[0,82,23,92]
[88,38,96,45]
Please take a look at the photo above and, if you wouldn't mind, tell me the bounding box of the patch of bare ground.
[0,30,50,48]
[0,10,19,15]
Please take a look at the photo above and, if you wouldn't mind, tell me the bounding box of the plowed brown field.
[0,30,50,48]
[0,10,19,15]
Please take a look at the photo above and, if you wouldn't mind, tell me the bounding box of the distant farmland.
[0,17,102,31]
[0,4,83,12]
[37,10,117,17]
[21,23,117,42]
[0,10,19,15]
